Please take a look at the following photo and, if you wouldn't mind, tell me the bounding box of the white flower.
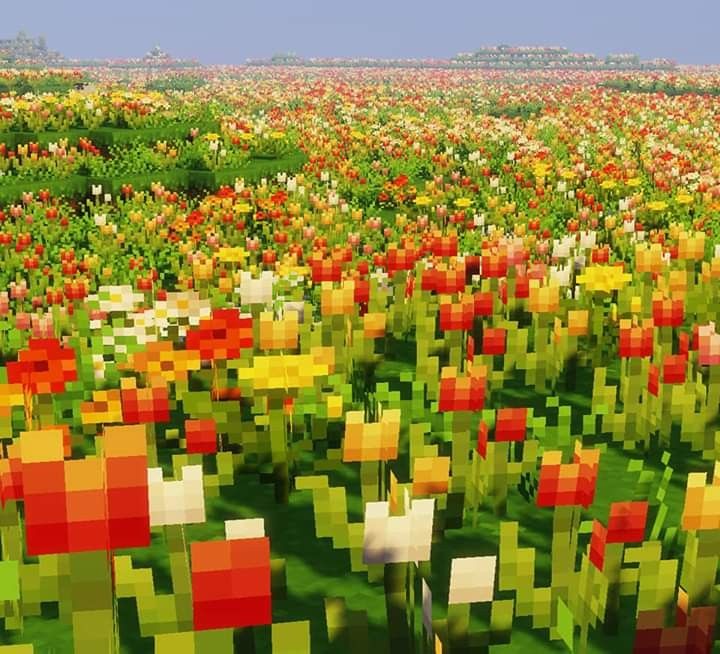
[579,230,596,249]
[91,285,144,313]
[550,265,571,287]
[552,240,572,259]
[91,354,106,380]
[362,498,434,564]
[239,271,275,306]
[148,466,206,527]
[448,555,497,605]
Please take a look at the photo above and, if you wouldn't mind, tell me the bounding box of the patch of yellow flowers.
[576,265,632,293]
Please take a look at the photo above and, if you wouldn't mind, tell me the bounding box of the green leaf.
[557,597,574,652]
[578,520,595,535]
[0,560,20,601]
[627,459,643,473]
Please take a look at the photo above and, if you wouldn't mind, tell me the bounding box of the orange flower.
[125,341,201,384]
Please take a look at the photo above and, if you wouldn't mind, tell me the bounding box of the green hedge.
[0,129,92,148]
[0,175,87,205]
[87,170,190,196]
[0,150,308,204]
[189,152,308,191]
[89,122,218,148]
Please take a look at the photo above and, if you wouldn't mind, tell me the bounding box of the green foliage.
[486,101,544,120]
[145,77,207,93]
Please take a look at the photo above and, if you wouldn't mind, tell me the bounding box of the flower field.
[0,67,717,654]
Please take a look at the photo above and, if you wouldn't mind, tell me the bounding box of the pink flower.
[698,323,720,366]
[14,313,31,330]
[31,314,54,339]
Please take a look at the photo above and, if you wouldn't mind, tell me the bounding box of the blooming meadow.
[0,66,717,654]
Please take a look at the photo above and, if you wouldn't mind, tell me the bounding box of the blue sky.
[3,0,719,65]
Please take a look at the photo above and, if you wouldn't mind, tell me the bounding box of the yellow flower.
[561,170,576,181]
[350,130,364,139]
[454,197,473,209]
[676,192,693,206]
[277,263,310,277]
[270,131,285,140]
[415,195,432,207]
[601,179,617,190]
[204,133,220,142]
[237,347,335,390]
[576,265,632,293]
[217,247,247,264]
[646,200,668,213]
[533,163,550,179]
[234,202,253,214]
[626,177,642,188]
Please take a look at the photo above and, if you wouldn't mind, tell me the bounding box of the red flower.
[652,298,684,328]
[185,419,218,454]
[536,444,600,509]
[477,420,489,458]
[589,520,608,570]
[392,174,409,188]
[186,210,205,227]
[191,537,272,631]
[21,424,150,556]
[439,369,486,412]
[618,324,654,358]
[439,297,474,332]
[121,383,171,424]
[494,407,527,442]
[215,186,235,199]
[270,190,288,206]
[7,338,77,394]
[482,328,507,355]
[186,309,253,361]
[606,501,649,544]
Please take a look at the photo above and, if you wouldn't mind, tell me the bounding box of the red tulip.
[191,537,272,631]
[7,338,77,395]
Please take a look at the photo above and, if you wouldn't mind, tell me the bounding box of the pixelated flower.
[576,265,632,293]
[7,338,77,395]
[125,340,201,384]
[646,200,668,213]
[185,308,253,361]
